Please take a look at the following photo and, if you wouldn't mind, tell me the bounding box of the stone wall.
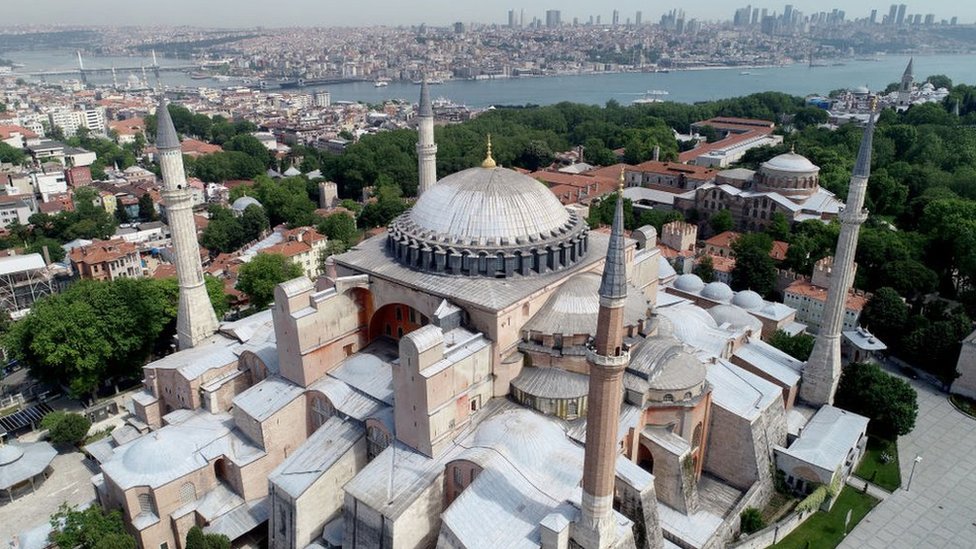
[726,508,811,549]
[952,337,976,399]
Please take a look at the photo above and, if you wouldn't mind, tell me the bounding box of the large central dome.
[388,165,589,278]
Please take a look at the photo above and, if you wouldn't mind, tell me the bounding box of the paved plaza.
[0,450,96,545]
[841,377,976,549]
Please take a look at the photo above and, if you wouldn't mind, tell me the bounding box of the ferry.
[633,90,669,104]
[189,72,209,80]
[374,80,390,88]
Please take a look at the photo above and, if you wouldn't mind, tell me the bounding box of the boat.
[633,90,669,104]
[189,72,209,80]
[374,80,389,88]
[739,71,752,75]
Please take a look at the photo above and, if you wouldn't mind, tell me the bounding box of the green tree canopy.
[49,504,136,549]
[318,212,358,250]
[236,253,304,310]
[768,330,815,361]
[693,255,715,283]
[860,287,909,343]
[835,362,918,438]
[185,526,230,549]
[730,232,777,297]
[709,209,733,234]
[41,411,92,445]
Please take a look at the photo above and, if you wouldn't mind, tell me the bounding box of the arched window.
[137,493,154,515]
[179,482,196,504]
[693,422,703,448]
[663,394,674,403]
[684,392,693,400]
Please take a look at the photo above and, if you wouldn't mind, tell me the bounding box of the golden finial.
[619,167,626,192]
[481,134,496,168]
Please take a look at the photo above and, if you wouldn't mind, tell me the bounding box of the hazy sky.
[4,0,974,28]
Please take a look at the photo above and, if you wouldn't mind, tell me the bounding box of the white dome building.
[756,151,821,199]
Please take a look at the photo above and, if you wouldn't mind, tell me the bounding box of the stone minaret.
[800,112,876,405]
[416,77,437,196]
[898,57,914,106]
[578,175,629,549]
[156,99,219,349]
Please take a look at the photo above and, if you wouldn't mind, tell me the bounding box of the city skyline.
[3,0,973,28]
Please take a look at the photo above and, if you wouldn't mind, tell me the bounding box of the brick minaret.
[801,111,876,405]
[416,76,437,196]
[156,98,219,349]
[578,175,629,548]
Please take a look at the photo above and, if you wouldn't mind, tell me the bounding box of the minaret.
[416,76,437,196]
[898,57,914,106]
[800,111,876,406]
[578,172,629,549]
[156,98,220,349]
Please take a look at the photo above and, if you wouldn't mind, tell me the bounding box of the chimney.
[41,245,51,265]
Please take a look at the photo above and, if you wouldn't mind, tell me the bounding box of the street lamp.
[907,455,923,491]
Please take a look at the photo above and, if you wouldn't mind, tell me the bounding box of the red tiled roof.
[69,239,139,265]
[631,160,716,179]
[785,279,869,312]
[181,139,223,156]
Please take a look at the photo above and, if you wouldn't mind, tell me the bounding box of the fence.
[727,509,810,549]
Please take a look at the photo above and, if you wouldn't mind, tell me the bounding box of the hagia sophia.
[81,83,877,549]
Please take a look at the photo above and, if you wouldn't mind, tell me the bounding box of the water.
[9,49,976,107]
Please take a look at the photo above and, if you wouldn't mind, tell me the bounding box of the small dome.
[762,152,819,174]
[0,445,24,466]
[708,304,763,334]
[648,348,707,392]
[232,196,262,213]
[732,290,764,311]
[673,273,704,293]
[121,431,198,476]
[852,85,870,95]
[701,281,734,302]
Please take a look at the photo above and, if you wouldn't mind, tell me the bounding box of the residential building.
[69,239,143,281]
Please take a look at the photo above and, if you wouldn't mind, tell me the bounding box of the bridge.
[26,65,199,77]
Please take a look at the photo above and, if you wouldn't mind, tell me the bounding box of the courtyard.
[840,375,976,549]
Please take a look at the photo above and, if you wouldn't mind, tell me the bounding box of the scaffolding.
[0,254,60,319]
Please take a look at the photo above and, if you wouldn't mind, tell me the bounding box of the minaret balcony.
[586,349,630,367]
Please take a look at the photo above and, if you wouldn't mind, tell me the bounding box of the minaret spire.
[800,111,876,405]
[577,185,629,548]
[156,98,219,349]
[416,75,437,196]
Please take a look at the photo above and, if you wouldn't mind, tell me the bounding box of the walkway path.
[840,376,976,549]
[846,476,892,502]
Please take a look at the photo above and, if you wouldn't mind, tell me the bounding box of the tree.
[765,212,791,242]
[236,253,304,309]
[709,209,733,234]
[41,411,92,445]
[693,255,716,283]
[860,287,909,344]
[926,74,953,91]
[768,330,815,361]
[26,237,66,263]
[835,362,918,438]
[730,232,777,297]
[239,204,270,243]
[138,193,157,221]
[792,107,829,129]
[185,526,230,549]
[740,507,766,535]
[358,182,408,229]
[114,197,130,224]
[49,504,136,549]
[318,212,358,249]
[0,142,26,165]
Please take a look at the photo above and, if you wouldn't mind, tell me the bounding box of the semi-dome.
[648,348,707,393]
[701,281,734,302]
[388,164,589,277]
[732,290,764,311]
[121,431,199,476]
[673,273,705,293]
[522,272,648,337]
[762,152,819,174]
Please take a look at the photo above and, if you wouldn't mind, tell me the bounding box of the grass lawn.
[770,487,879,549]
[950,394,976,418]
[854,436,901,492]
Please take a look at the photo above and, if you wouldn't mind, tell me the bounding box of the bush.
[185,526,230,549]
[42,411,92,445]
[740,507,766,534]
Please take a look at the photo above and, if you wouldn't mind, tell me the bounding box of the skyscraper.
[612,9,619,26]
[578,176,629,548]
[416,78,437,196]
[546,9,561,27]
[870,9,878,24]
[156,99,219,349]
[801,113,876,405]
[508,9,516,28]
[896,4,907,25]
[635,10,642,26]
[888,4,898,25]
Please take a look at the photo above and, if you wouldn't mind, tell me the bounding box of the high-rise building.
[784,4,794,25]
[896,3,907,25]
[416,78,437,196]
[545,9,561,27]
[888,4,898,25]
[924,13,935,25]
[801,113,876,406]
[870,9,878,24]
[313,91,331,108]
[508,9,516,28]
[612,9,619,26]
[752,7,760,24]
[156,99,219,349]
[635,10,642,26]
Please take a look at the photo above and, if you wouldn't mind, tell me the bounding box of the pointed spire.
[853,111,877,178]
[481,134,496,168]
[155,98,180,150]
[903,57,914,79]
[419,75,433,118]
[599,185,627,301]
